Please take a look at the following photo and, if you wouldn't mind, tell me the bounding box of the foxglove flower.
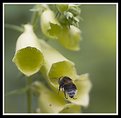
[39,40,92,107]
[12,24,44,76]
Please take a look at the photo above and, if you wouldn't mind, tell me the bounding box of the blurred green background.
[4,4,116,113]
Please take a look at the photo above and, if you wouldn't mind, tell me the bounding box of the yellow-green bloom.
[32,81,81,113]
[48,24,81,51]
[32,81,66,113]
[12,24,44,76]
[39,40,78,87]
[58,25,81,51]
[40,7,60,39]
[40,5,81,51]
[66,74,92,106]
[39,40,92,107]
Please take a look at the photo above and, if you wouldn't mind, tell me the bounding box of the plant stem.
[30,5,39,30]
[31,11,38,26]
[26,77,32,113]
[5,24,23,32]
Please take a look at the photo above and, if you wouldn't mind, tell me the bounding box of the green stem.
[5,24,23,32]
[31,11,38,26]
[30,5,39,30]
[26,77,32,113]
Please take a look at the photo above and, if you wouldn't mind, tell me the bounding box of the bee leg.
[58,77,61,83]
[58,77,62,94]
[64,91,68,99]
[58,85,61,94]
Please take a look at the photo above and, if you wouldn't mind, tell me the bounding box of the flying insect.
[58,76,77,99]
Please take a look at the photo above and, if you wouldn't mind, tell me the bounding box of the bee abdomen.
[64,84,77,98]
[67,90,77,98]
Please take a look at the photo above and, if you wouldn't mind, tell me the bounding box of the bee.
[58,76,77,99]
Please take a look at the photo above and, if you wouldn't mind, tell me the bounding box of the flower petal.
[60,103,81,113]
[40,9,60,39]
[49,61,77,87]
[49,24,81,51]
[67,74,92,106]
[58,25,81,51]
[32,81,67,113]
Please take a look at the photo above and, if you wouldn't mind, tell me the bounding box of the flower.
[32,73,91,113]
[39,5,81,51]
[40,7,60,39]
[48,21,81,51]
[12,24,44,76]
[39,40,78,86]
[57,25,81,51]
[65,74,92,106]
[39,40,92,108]
[32,81,81,113]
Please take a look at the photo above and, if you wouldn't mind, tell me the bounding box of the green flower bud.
[56,4,69,13]
[12,24,44,76]
[68,5,81,16]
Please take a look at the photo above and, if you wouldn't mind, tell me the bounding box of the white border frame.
[3,3,118,115]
